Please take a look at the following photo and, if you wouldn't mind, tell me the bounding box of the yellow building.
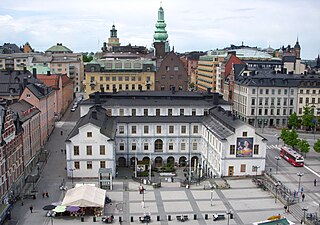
[84,60,155,97]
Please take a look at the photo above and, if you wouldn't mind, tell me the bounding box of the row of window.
[299,97,320,104]
[161,74,183,80]
[91,75,151,82]
[73,161,106,170]
[165,66,179,71]
[73,145,105,155]
[117,108,199,117]
[300,89,320,94]
[237,164,261,173]
[93,83,151,91]
[251,97,294,106]
[118,141,198,152]
[252,88,294,95]
[251,108,294,116]
[119,125,199,134]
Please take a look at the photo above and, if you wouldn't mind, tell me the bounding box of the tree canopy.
[288,112,300,129]
[314,139,320,153]
[301,105,314,130]
[297,139,310,156]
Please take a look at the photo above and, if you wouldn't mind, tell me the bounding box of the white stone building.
[66,91,266,180]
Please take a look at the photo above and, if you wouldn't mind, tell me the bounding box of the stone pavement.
[9,177,299,225]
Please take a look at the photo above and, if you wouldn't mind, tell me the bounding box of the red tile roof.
[37,74,59,89]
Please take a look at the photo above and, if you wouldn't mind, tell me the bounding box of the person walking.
[29,205,33,213]
[42,192,45,198]
[302,193,305,202]
[45,192,49,198]
[314,179,317,186]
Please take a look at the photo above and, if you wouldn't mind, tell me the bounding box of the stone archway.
[118,157,126,167]
[142,157,150,164]
[179,156,187,167]
[191,156,199,167]
[167,156,175,166]
[154,157,163,168]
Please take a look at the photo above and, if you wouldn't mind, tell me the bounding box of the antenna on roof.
[98,39,100,51]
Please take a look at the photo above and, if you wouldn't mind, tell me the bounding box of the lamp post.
[198,164,202,185]
[302,207,308,224]
[253,166,260,177]
[37,163,40,176]
[210,189,214,206]
[31,175,35,191]
[69,168,75,187]
[227,209,232,225]
[275,185,278,204]
[297,172,304,196]
[275,156,281,174]
[141,187,145,208]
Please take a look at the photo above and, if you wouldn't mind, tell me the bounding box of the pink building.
[20,83,55,147]
[10,100,41,178]
[37,73,74,120]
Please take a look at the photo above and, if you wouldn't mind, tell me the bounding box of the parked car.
[213,213,225,221]
[71,107,76,112]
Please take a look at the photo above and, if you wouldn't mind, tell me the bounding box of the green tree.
[301,105,314,130]
[286,129,299,148]
[280,128,289,144]
[288,112,300,129]
[314,139,320,153]
[297,139,310,157]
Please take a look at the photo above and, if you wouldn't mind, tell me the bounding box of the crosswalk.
[266,145,281,150]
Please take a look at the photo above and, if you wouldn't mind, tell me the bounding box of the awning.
[62,185,106,207]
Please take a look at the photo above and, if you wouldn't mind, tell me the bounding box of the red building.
[0,106,24,204]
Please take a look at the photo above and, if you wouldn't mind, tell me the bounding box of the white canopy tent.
[62,185,106,207]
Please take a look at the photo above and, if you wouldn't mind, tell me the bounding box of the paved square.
[163,201,193,212]
[161,190,188,200]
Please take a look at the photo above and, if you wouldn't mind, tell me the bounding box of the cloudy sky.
[0,0,319,59]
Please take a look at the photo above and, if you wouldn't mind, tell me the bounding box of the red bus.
[280,146,304,167]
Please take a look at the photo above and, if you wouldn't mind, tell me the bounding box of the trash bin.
[119,216,122,222]
[194,214,197,220]
[157,215,160,221]
[168,215,171,221]
[131,216,134,222]
[205,214,208,220]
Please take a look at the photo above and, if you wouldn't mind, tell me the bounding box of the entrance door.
[228,166,234,176]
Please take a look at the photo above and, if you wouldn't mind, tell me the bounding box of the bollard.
[93,217,96,222]
[119,216,122,222]
[131,216,134,222]
[81,217,84,222]
[230,213,233,219]
[205,214,208,220]
[168,215,171,221]
[194,214,197,220]
[157,215,160,221]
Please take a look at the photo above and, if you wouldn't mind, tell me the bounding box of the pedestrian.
[61,149,63,153]
[42,192,45,198]
[301,187,304,193]
[46,192,49,198]
[60,130,63,135]
[293,190,297,198]
[302,193,305,202]
[21,200,24,206]
[284,205,287,213]
[314,179,317,186]
[29,205,33,213]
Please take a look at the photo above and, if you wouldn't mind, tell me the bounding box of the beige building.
[297,82,320,117]
[84,60,156,97]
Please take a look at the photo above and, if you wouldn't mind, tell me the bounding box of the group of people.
[42,192,49,198]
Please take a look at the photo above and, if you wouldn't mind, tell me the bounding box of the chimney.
[23,77,28,89]
[213,92,219,105]
[171,86,175,94]
[32,68,37,79]
[94,92,101,105]
[92,110,97,119]
[47,71,51,76]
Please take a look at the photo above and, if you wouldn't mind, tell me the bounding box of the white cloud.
[0,0,319,59]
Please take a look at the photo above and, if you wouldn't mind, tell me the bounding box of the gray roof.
[67,105,116,140]
[203,106,244,140]
[26,83,53,99]
[83,91,230,108]
[9,100,40,122]
[235,69,320,87]
[283,55,296,63]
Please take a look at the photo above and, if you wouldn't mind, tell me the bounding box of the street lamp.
[37,163,40,176]
[253,166,260,177]
[210,189,214,206]
[69,168,75,187]
[297,172,304,196]
[275,183,280,203]
[275,156,281,174]
[198,164,202,185]
[302,207,308,224]
[31,175,36,191]
[227,209,232,225]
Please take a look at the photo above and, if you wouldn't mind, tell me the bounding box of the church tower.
[294,37,301,59]
[153,6,170,58]
[107,25,120,51]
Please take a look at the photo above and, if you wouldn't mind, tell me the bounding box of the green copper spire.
[153,6,168,42]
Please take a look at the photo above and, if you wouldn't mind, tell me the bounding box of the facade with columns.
[66,91,266,180]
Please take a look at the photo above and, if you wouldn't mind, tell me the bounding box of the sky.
[0,0,319,59]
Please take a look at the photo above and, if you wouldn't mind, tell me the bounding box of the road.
[262,127,320,219]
